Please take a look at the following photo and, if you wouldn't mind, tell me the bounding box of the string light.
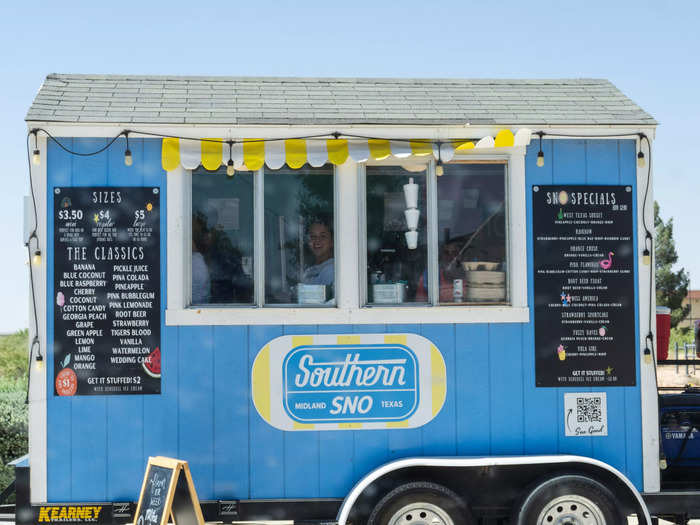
[536,132,544,168]
[637,134,646,168]
[642,232,652,266]
[124,131,133,167]
[644,333,654,365]
[32,130,40,165]
[435,142,444,176]
[226,141,235,177]
[35,353,44,371]
[32,249,42,266]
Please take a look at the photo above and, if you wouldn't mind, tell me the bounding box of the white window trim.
[166,146,529,325]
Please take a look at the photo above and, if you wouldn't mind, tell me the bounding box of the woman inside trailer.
[302,219,334,288]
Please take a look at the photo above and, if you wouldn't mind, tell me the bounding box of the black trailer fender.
[336,455,652,525]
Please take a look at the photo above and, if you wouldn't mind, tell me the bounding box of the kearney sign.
[252,334,446,431]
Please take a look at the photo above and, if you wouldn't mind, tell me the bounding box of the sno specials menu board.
[53,187,161,395]
[533,185,636,387]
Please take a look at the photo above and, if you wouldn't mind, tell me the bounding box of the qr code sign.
[565,393,608,437]
[576,397,602,423]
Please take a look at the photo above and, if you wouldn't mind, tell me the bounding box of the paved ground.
[657,361,699,389]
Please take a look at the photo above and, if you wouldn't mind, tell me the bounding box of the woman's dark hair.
[306,215,333,236]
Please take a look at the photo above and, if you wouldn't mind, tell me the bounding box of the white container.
[405,231,418,250]
[462,261,500,271]
[466,286,506,302]
[403,177,418,209]
[404,208,420,231]
[372,283,406,304]
[453,279,463,302]
[465,271,505,285]
[298,284,326,304]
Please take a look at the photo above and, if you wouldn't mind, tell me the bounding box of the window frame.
[185,164,339,309]
[359,159,511,307]
[434,159,511,307]
[166,147,529,326]
[259,164,339,308]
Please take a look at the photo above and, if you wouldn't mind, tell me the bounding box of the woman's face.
[308,223,333,263]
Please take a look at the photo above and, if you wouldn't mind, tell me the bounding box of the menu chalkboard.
[134,465,172,525]
[134,457,204,525]
[53,187,161,395]
[533,185,636,387]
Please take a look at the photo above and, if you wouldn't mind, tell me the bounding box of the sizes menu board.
[53,187,161,395]
[533,185,636,387]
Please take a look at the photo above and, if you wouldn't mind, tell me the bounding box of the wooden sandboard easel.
[133,457,204,525]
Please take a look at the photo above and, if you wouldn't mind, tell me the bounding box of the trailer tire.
[367,481,475,525]
[511,474,623,525]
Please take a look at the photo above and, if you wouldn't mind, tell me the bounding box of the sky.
[0,0,698,333]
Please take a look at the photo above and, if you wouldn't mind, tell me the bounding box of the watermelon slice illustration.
[142,347,161,378]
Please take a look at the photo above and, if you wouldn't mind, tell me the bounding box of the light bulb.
[32,250,42,266]
[32,149,41,165]
[124,149,133,167]
[643,348,652,364]
[637,151,645,168]
[642,249,650,266]
[660,458,668,470]
[226,160,235,177]
[537,151,545,168]
[35,355,44,371]
[436,163,444,177]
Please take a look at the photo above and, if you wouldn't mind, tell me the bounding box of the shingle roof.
[26,74,656,126]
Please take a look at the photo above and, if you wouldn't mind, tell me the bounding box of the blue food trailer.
[18,75,700,524]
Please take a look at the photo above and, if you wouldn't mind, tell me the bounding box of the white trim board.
[166,306,530,326]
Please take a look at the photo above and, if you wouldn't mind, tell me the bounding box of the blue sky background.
[0,1,698,332]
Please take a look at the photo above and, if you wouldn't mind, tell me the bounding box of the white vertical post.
[638,135,660,493]
[254,169,265,307]
[509,148,528,309]
[167,166,190,309]
[28,133,47,501]
[335,161,360,310]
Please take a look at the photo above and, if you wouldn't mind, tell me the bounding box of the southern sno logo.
[283,344,418,423]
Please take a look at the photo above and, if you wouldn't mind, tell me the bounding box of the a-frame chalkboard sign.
[133,457,204,525]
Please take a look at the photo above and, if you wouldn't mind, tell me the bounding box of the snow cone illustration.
[558,191,569,205]
[599,251,614,270]
[557,344,566,361]
[56,291,65,307]
[142,347,161,378]
[599,326,607,337]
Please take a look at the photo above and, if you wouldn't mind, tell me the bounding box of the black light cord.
[33,127,126,156]
[538,131,657,353]
[31,128,453,153]
[639,135,654,330]
[25,132,43,404]
[25,127,657,375]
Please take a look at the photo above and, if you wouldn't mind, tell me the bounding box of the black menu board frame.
[53,186,161,395]
[533,185,637,387]
[133,457,204,525]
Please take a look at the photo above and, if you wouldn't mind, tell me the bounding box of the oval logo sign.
[252,334,446,431]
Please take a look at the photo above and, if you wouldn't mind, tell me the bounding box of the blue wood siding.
[45,138,643,502]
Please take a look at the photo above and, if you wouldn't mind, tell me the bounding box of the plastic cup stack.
[403,178,420,249]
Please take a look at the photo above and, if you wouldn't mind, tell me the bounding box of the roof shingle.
[26,74,656,126]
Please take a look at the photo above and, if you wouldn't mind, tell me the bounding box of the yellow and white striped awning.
[161,128,532,172]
